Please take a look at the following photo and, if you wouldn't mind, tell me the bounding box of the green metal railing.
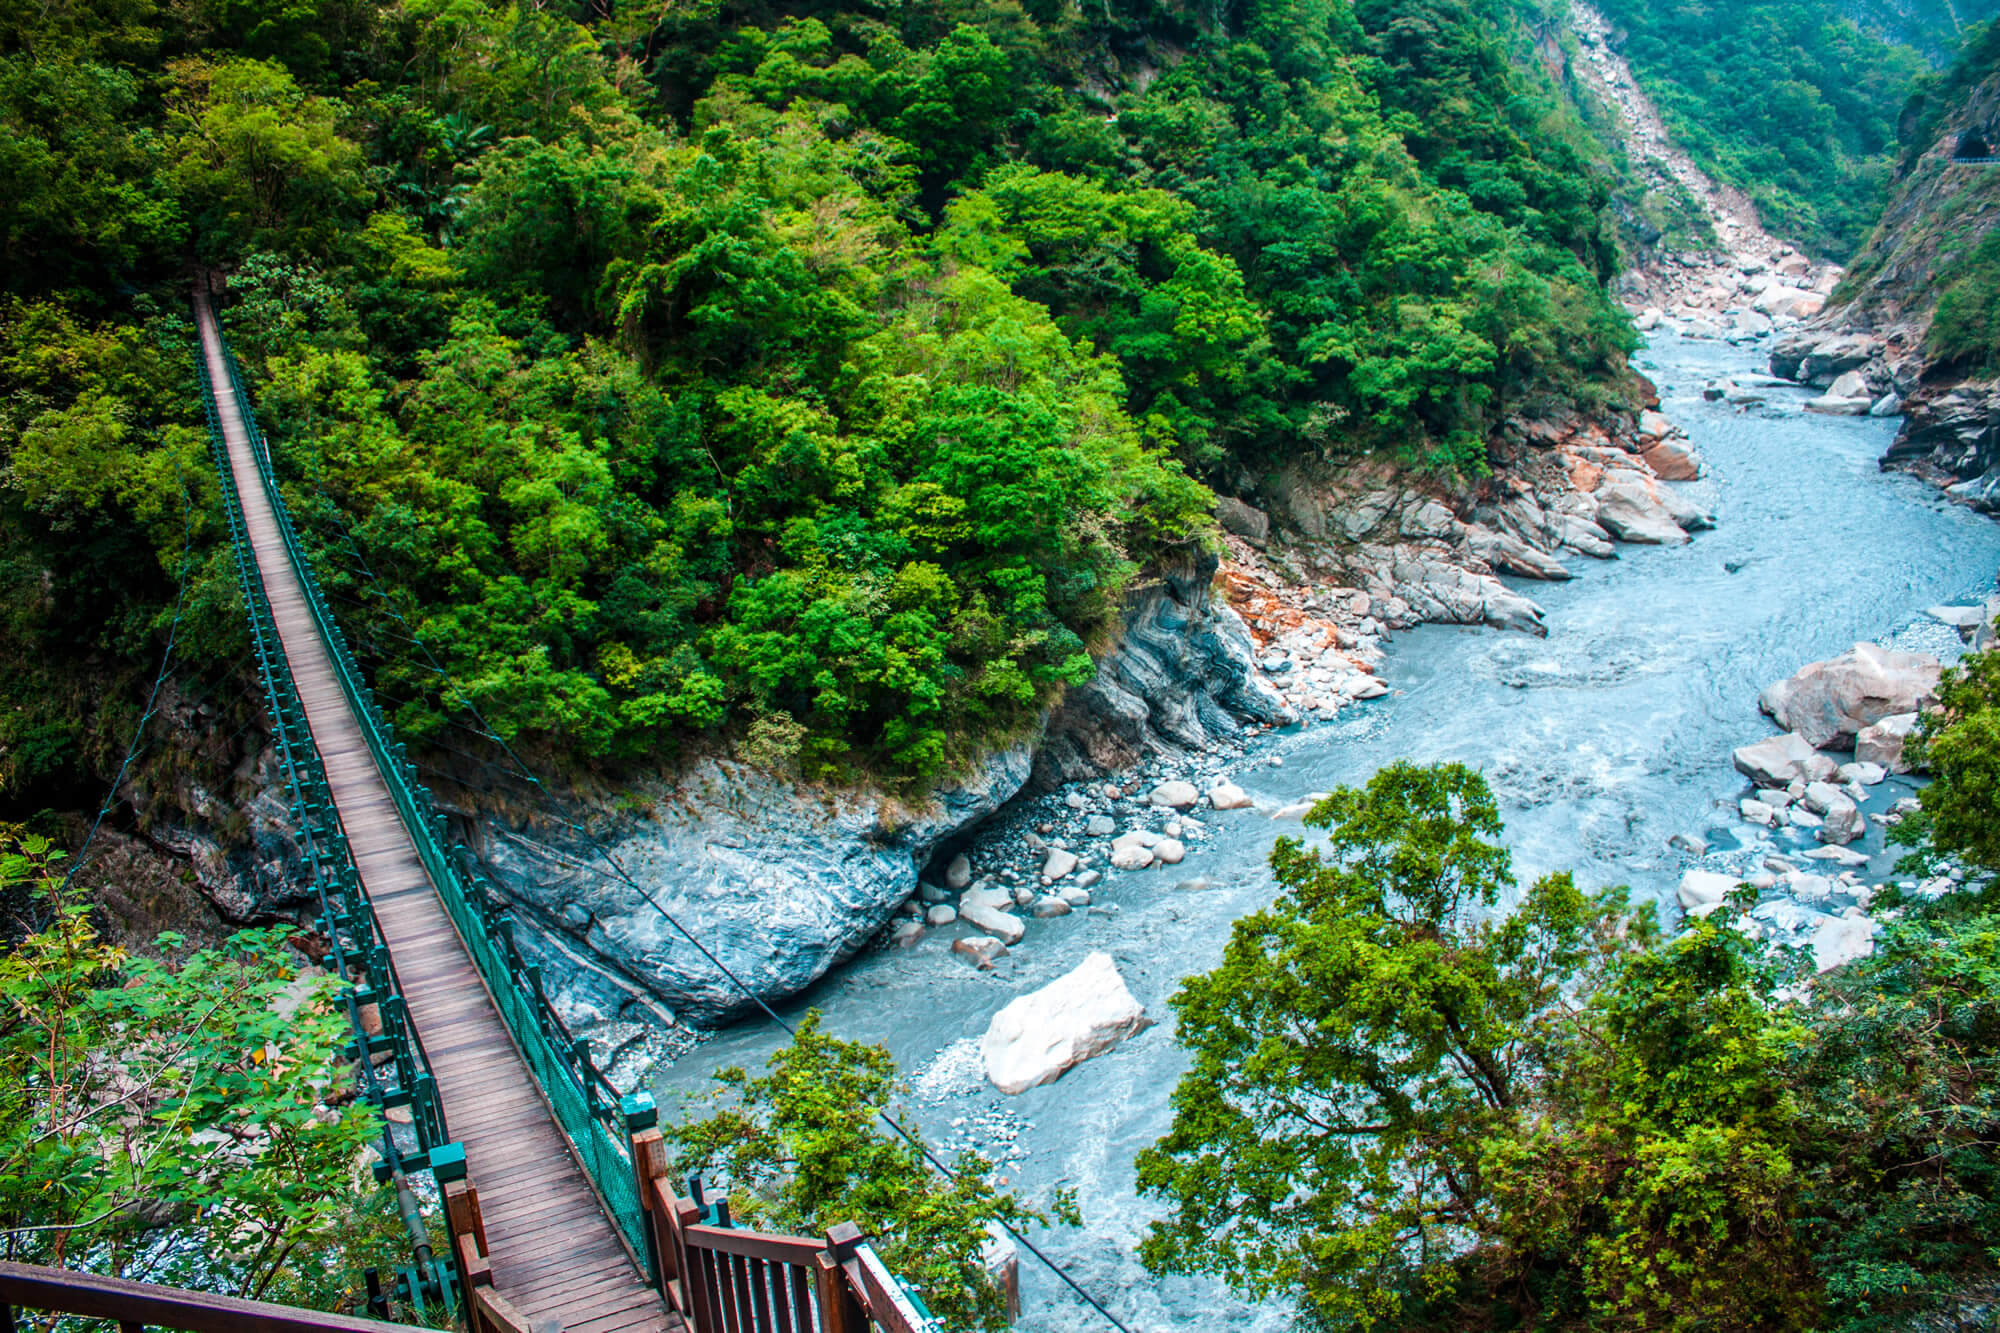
[198,346,453,1168]
[201,330,652,1273]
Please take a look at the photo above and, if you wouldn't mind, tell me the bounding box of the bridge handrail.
[0,1260,441,1333]
[207,333,651,1270]
[197,340,452,1163]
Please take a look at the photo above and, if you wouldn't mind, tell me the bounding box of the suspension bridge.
[0,287,981,1333]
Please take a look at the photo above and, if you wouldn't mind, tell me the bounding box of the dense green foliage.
[1896,24,2000,370]
[0,0,1642,792]
[0,834,416,1306]
[666,1012,1057,1332]
[1591,0,1966,258]
[1138,760,2000,1330]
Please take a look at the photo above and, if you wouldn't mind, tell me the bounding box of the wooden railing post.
[816,1225,868,1333]
[625,1092,672,1297]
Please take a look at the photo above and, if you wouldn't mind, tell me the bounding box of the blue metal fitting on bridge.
[428,1141,467,1184]
[620,1091,658,1133]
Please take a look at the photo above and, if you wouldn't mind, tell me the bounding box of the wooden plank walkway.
[194,293,678,1333]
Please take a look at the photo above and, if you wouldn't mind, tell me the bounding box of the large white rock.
[1594,476,1693,545]
[1150,781,1200,810]
[1810,914,1879,973]
[1733,731,1828,787]
[1760,644,1941,749]
[1856,712,1920,773]
[1835,760,1887,786]
[1110,843,1155,870]
[1804,394,1871,415]
[1678,870,1742,916]
[959,888,1026,944]
[1816,797,1864,846]
[1208,782,1252,810]
[980,952,1150,1094]
[1041,850,1079,882]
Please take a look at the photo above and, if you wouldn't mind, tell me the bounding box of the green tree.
[666,1012,1058,1333]
[1135,761,1638,1327]
[1905,646,2000,875]
[0,834,405,1304]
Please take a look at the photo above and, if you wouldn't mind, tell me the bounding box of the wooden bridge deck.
[195,294,678,1333]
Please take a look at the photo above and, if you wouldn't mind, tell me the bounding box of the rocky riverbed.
[649,331,2000,1332]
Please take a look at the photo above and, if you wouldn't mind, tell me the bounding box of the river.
[650,334,2000,1331]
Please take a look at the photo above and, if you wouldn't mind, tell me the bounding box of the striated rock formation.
[1765,52,2000,514]
[474,749,1035,1025]
[1030,552,1292,789]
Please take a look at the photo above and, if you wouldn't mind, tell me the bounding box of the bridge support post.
[815,1227,868,1333]
[624,1093,670,1296]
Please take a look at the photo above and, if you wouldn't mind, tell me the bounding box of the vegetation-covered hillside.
[1591,0,1998,258]
[0,0,1643,798]
[1830,19,2000,372]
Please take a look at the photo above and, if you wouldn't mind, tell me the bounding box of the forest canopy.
[0,0,1641,791]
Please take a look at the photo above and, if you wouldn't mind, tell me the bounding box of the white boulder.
[958,888,1026,944]
[1733,731,1828,787]
[1810,914,1879,973]
[1678,870,1741,916]
[1208,782,1252,810]
[1760,644,1940,749]
[1856,712,1920,773]
[981,952,1150,1094]
[1041,850,1079,882]
[1150,781,1200,810]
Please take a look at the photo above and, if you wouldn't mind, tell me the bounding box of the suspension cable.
[49,490,199,916]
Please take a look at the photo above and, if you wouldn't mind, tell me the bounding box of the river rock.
[1740,797,1779,827]
[945,854,973,890]
[1153,838,1187,865]
[1215,496,1270,548]
[1835,761,1886,786]
[1464,524,1573,581]
[1032,896,1072,919]
[1149,781,1200,810]
[959,888,1026,944]
[1800,782,1844,815]
[1208,782,1251,810]
[1040,850,1079,883]
[890,919,925,948]
[1790,805,1826,830]
[1678,870,1741,915]
[1759,644,1941,749]
[1110,843,1155,871]
[1826,369,1871,400]
[1059,886,1091,907]
[1733,732,1828,787]
[1639,438,1702,481]
[1817,797,1864,845]
[1855,712,1919,773]
[1594,477,1692,545]
[1804,394,1871,416]
[927,905,958,926]
[954,936,1009,970]
[1870,391,1903,417]
[980,952,1150,1094]
[1074,870,1101,889]
[1084,815,1115,837]
[1810,914,1878,972]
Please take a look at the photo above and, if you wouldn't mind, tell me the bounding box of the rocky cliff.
[1768,48,2000,512]
[464,549,1294,1025]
